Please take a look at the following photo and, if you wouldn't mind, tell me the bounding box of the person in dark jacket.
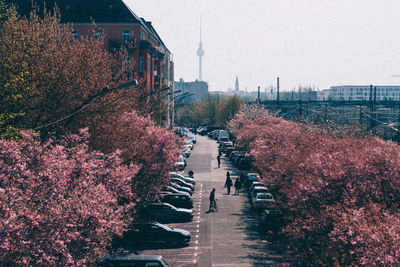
[224,172,232,194]
[217,154,221,168]
[234,178,242,195]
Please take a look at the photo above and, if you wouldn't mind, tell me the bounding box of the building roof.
[7,0,170,53]
[7,0,141,23]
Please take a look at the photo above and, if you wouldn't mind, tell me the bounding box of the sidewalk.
[206,136,294,267]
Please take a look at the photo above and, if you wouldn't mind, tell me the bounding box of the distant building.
[327,85,400,101]
[174,79,209,104]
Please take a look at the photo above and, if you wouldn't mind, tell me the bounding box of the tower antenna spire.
[197,15,204,81]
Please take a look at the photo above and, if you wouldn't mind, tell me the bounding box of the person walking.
[234,178,242,195]
[224,172,232,195]
[207,188,217,212]
[217,154,221,168]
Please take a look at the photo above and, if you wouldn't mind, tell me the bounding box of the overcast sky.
[125,0,400,91]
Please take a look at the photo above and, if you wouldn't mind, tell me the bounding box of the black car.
[259,209,284,234]
[161,193,193,209]
[138,202,193,222]
[117,221,191,248]
[100,254,171,266]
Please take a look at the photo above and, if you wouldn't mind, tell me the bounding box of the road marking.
[196,229,199,232]
[196,234,199,238]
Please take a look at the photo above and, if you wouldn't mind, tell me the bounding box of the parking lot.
[138,134,294,266]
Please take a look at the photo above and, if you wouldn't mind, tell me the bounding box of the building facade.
[10,0,173,91]
[10,0,174,125]
[174,79,209,104]
[328,85,400,101]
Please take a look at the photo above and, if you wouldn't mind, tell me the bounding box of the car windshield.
[248,174,260,180]
[156,222,172,231]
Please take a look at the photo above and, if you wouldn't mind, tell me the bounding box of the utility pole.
[397,103,400,143]
[291,90,294,101]
[373,86,377,134]
[324,104,327,125]
[277,77,280,103]
[257,86,261,104]
[368,84,373,131]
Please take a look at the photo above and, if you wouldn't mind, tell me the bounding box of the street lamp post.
[34,79,138,130]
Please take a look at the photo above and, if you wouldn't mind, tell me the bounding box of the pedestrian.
[217,154,221,168]
[234,178,242,195]
[224,172,232,194]
[207,188,217,212]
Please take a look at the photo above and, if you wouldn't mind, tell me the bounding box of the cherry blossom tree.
[0,129,138,265]
[229,109,400,266]
[91,111,183,201]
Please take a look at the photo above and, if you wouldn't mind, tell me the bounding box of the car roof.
[103,254,164,261]
[162,193,189,197]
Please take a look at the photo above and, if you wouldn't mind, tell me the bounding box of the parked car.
[251,192,275,210]
[161,193,193,209]
[187,135,196,144]
[250,186,270,200]
[100,254,171,267]
[248,181,267,194]
[170,178,195,191]
[163,186,190,197]
[238,155,253,170]
[225,147,235,156]
[170,172,195,185]
[182,147,191,158]
[138,203,193,222]
[174,155,186,171]
[116,221,191,248]
[169,182,193,195]
[233,153,245,166]
[245,173,260,188]
[184,141,194,150]
[259,209,284,234]
[198,126,221,136]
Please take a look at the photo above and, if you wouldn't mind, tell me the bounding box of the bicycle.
[210,199,218,212]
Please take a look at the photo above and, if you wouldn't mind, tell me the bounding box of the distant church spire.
[196,16,204,81]
[235,75,239,92]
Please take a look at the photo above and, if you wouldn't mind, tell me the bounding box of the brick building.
[9,0,173,91]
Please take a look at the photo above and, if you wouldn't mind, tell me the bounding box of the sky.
[125,0,400,92]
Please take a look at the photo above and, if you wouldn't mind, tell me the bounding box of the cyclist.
[207,188,217,212]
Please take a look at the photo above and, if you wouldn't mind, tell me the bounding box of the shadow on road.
[223,160,296,267]
[229,201,296,266]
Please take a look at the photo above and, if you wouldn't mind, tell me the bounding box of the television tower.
[197,16,204,81]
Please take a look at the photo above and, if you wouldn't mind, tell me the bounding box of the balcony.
[108,39,135,52]
[140,40,151,50]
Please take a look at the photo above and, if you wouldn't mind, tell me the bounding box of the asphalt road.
[140,134,294,267]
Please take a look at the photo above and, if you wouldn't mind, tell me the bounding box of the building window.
[93,30,102,41]
[71,30,78,40]
[122,30,131,43]
[139,56,144,73]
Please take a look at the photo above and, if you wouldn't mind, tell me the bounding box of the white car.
[251,192,275,210]
[187,136,196,144]
[174,155,186,171]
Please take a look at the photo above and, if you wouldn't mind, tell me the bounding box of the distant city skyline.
[126,0,400,91]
